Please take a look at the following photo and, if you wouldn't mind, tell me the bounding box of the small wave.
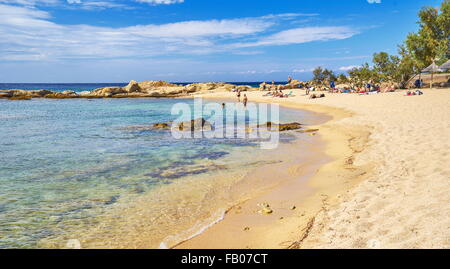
[158,209,226,249]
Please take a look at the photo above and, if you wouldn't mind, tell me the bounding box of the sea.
[0,82,288,93]
[0,83,327,249]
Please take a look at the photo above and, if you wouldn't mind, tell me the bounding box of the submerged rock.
[298,128,319,133]
[152,122,171,130]
[176,118,213,132]
[257,122,303,131]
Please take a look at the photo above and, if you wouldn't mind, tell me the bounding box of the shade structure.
[439,60,450,70]
[421,62,441,89]
[422,62,441,73]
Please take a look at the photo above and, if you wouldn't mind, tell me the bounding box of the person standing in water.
[237,90,241,102]
[243,94,248,107]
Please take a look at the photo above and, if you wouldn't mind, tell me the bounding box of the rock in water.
[177,118,213,131]
[152,123,171,130]
[30,89,53,96]
[92,87,126,97]
[61,90,78,96]
[257,122,302,131]
[298,129,319,133]
[278,122,302,131]
[138,81,179,91]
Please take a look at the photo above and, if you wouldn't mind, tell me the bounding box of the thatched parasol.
[422,62,442,88]
[439,60,450,70]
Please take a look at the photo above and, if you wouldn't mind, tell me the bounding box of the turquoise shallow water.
[0,97,322,248]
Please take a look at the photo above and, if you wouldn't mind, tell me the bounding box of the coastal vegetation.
[314,0,449,88]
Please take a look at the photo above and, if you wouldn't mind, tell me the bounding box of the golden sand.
[178,88,450,249]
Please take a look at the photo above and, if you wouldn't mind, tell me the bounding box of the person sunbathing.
[406,91,421,96]
[310,93,325,99]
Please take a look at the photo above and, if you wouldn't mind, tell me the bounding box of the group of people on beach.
[256,73,429,101]
[235,89,248,106]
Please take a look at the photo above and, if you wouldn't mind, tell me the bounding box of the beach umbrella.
[439,59,450,70]
[422,62,442,88]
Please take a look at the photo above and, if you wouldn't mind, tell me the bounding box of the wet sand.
[178,88,450,249]
[37,101,329,249]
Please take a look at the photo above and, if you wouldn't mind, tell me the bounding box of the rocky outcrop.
[92,87,126,97]
[186,83,254,93]
[138,80,179,90]
[0,80,256,100]
[0,89,55,99]
[7,95,32,100]
[186,82,234,93]
[124,80,140,93]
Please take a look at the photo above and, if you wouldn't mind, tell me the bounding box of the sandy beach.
[176,88,450,249]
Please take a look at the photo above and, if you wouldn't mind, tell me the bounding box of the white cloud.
[234,26,358,48]
[338,65,359,71]
[69,1,131,9]
[0,0,184,9]
[0,0,58,5]
[66,0,186,7]
[135,0,184,4]
[0,4,359,62]
[293,68,314,73]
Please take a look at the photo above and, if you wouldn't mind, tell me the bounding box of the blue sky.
[0,0,444,82]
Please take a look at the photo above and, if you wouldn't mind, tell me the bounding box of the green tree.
[397,45,418,84]
[337,74,349,84]
[348,63,378,88]
[372,52,401,82]
[312,67,337,86]
[405,0,450,68]
[322,68,337,82]
[312,67,326,86]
